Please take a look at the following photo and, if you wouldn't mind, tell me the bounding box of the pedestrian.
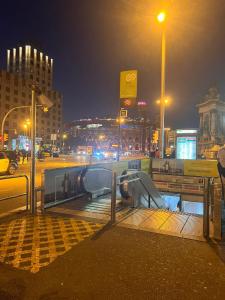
[217,146,225,200]
[26,151,30,162]
[155,148,160,159]
[22,150,26,164]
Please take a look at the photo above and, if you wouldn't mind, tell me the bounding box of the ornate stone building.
[197,87,225,154]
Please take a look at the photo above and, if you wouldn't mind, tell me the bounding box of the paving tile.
[160,213,189,234]
[140,210,172,230]
[181,215,203,237]
[120,209,155,226]
[0,215,102,273]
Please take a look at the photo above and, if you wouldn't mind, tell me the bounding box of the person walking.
[22,149,26,164]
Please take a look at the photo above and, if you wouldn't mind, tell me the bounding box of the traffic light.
[152,131,159,143]
[4,133,8,141]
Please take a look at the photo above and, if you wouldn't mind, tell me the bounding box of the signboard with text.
[176,136,197,160]
[87,146,93,155]
[120,109,127,117]
[120,70,137,99]
[184,160,219,177]
[51,134,57,141]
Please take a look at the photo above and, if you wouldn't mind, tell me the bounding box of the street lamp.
[1,105,31,150]
[156,97,171,106]
[116,117,125,161]
[23,123,28,137]
[157,10,167,158]
[157,11,166,23]
[62,134,67,150]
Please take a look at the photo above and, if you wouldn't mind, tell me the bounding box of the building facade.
[0,45,62,148]
[65,118,153,153]
[197,87,225,154]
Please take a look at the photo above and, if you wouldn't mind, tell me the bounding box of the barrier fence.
[0,175,29,210]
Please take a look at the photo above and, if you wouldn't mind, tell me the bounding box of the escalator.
[119,170,166,209]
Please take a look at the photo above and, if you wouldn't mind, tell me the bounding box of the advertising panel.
[141,159,150,173]
[44,166,85,208]
[184,160,219,177]
[152,159,184,175]
[176,136,197,160]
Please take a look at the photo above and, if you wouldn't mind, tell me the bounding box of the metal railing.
[117,172,160,208]
[0,175,29,210]
[111,171,160,223]
[110,171,220,240]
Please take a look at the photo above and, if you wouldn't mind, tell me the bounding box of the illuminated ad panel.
[176,136,197,160]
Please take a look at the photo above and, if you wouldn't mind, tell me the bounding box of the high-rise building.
[7,45,53,90]
[0,45,62,148]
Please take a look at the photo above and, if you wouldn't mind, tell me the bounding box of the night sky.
[1,0,225,128]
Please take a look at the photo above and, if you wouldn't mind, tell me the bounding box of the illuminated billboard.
[176,136,197,160]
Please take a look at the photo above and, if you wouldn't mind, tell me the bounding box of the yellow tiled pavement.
[0,215,102,273]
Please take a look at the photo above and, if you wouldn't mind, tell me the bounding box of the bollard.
[111,172,117,223]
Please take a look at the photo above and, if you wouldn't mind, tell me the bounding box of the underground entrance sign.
[120,70,137,99]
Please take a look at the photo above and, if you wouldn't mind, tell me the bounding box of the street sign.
[120,109,127,117]
[121,98,136,108]
[120,70,137,99]
[87,146,93,155]
[51,134,57,141]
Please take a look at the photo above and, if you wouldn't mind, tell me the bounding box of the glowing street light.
[116,117,125,124]
[26,119,31,126]
[157,11,166,23]
[98,134,105,141]
[156,97,171,106]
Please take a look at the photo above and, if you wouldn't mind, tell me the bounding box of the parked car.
[0,152,18,175]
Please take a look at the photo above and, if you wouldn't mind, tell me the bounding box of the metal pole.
[25,175,29,210]
[203,178,210,239]
[30,89,36,214]
[111,172,117,223]
[160,29,166,159]
[117,122,121,161]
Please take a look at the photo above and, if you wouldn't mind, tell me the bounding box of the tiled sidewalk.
[0,214,102,273]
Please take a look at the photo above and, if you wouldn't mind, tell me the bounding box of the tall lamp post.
[62,134,67,152]
[157,11,167,158]
[116,116,125,161]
